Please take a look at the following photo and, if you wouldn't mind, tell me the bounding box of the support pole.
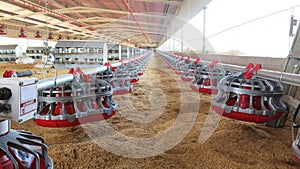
[181,27,184,52]
[127,47,130,58]
[203,7,206,54]
[118,44,122,60]
[173,35,176,52]
[132,48,134,58]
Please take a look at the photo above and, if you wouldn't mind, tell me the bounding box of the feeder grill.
[212,68,287,123]
[34,68,118,127]
[190,61,228,94]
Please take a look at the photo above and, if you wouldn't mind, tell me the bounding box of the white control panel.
[0,78,37,123]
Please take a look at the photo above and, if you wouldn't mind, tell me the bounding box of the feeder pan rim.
[292,140,300,157]
[217,86,285,95]
[35,108,109,121]
[212,101,286,116]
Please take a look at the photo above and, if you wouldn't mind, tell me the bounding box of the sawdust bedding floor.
[6,56,300,168]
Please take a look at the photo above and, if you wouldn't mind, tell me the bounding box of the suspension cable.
[208,4,300,39]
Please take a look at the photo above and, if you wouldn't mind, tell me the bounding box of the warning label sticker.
[20,83,37,116]
[20,99,36,116]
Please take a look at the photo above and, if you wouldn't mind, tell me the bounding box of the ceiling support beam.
[78,16,167,28]
[120,0,151,44]
[134,0,182,6]
[53,7,170,19]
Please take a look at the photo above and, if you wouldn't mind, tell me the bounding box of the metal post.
[160,53,300,87]
[168,38,171,51]
[203,7,206,54]
[132,48,134,58]
[37,62,122,91]
[127,46,129,58]
[173,35,176,52]
[288,64,300,96]
[181,27,184,52]
[118,44,122,60]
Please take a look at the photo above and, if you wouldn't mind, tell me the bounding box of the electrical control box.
[0,78,37,123]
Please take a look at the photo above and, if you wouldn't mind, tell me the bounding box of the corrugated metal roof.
[26,46,47,50]
[0,0,209,47]
[107,43,119,49]
[56,40,106,48]
[0,45,18,50]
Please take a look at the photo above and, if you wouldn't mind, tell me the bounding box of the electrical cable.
[208,4,300,39]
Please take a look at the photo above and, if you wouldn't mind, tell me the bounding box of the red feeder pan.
[181,69,195,82]
[190,60,227,94]
[35,87,117,127]
[130,77,139,83]
[34,68,118,127]
[292,104,300,161]
[189,84,218,94]
[175,56,190,75]
[113,88,132,95]
[212,64,287,123]
[0,120,52,169]
[181,58,202,82]
[100,62,133,94]
[35,108,116,127]
[181,76,194,82]
[137,72,143,76]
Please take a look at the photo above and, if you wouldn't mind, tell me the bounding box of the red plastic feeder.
[292,104,300,161]
[175,56,190,75]
[125,62,140,83]
[113,88,133,95]
[34,104,116,127]
[190,60,227,94]
[169,55,182,70]
[99,62,133,95]
[0,120,52,169]
[137,72,144,76]
[211,64,287,123]
[34,67,118,127]
[181,58,202,82]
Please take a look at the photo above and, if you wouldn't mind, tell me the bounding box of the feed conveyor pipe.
[37,62,122,90]
[162,52,300,87]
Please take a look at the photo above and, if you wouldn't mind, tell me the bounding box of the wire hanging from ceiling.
[44,0,49,47]
[127,0,131,47]
[42,0,58,81]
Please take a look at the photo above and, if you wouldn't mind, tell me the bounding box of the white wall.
[0,37,57,57]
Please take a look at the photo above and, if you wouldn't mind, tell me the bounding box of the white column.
[181,27,184,52]
[103,44,108,64]
[127,47,130,58]
[132,48,134,58]
[203,7,206,54]
[118,44,121,60]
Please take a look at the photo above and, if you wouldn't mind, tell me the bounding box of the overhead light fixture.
[57,34,62,40]
[18,27,27,38]
[48,31,54,40]
[0,24,7,36]
[34,30,42,38]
